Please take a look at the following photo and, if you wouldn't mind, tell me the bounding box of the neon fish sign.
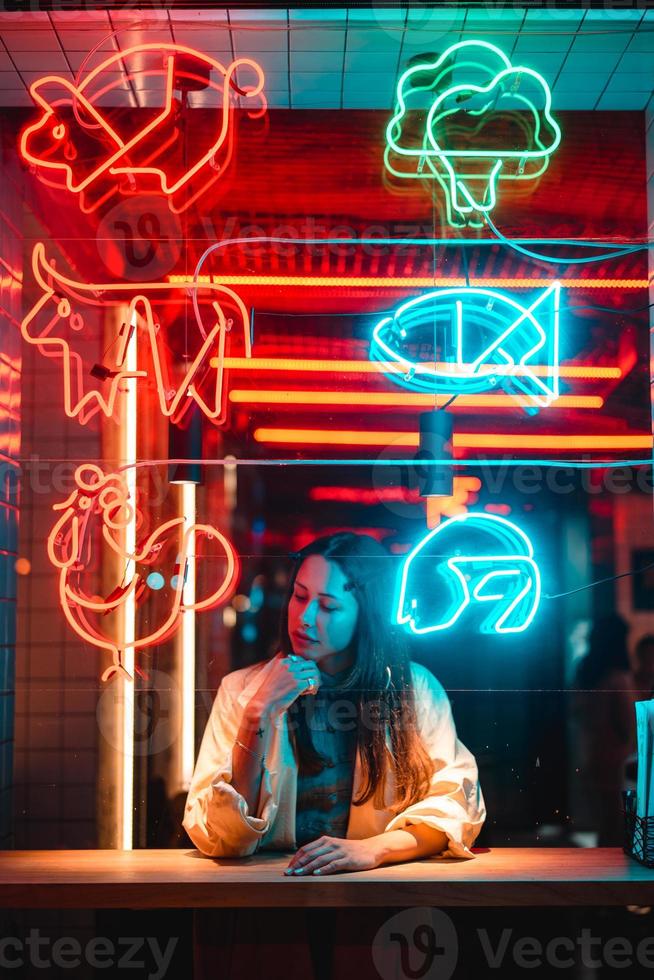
[19,44,266,214]
[21,242,251,427]
[47,465,239,683]
[395,513,541,636]
[385,40,561,226]
[371,282,560,409]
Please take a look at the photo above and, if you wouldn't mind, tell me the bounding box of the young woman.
[183,533,486,980]
[184,531,486,979]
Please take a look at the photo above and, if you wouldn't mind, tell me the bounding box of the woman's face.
[287,555,359,667]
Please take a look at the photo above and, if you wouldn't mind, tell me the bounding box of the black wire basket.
[623,808,654,868]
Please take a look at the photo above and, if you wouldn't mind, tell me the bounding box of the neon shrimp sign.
[19,44,266,214]
[47,464,240,683]
[21,242,251,427]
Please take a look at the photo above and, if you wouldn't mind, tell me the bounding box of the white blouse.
[183,656,486,860]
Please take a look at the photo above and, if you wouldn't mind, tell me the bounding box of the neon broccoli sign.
[385,40,561,227]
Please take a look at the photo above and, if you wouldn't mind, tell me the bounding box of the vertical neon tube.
[119,311,138,850]
[181,481,197,791]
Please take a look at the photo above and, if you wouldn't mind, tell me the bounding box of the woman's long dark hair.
[278,532,435,816]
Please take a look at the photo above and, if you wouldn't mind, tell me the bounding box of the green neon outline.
[385,39,561,224]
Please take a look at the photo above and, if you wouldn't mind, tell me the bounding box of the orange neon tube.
[172,275,647,289]
[252,429,652,451]
[220,357,622,381]
[229,390,603,410]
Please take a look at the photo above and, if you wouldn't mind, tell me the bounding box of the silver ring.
[306,679,315,693]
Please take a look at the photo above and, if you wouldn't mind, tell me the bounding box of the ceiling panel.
[288,9,347,24]
[290,49,342,72]
[401,31,461,52]
[239,51,287,74]
[170,30,231,51]
[344,51,396,73]
[554,71,608,90]
[292,72,341,96]
[346,28,401,54]
[292,90,340,109]
[11,51,70,72]
[168,10,228,24]
[619,52,654,72]
[0,7,651,112]
[50,30,117,51]
[231,29,287,52]
[0,70,23,89]
[406,9,466,30]
[565,51,624,72]
[3,30,60,53]
[514,33,574,54]
[598,92,650,110]
[65,49,120,71]
[290,29,345,53]
[266,91,290,108]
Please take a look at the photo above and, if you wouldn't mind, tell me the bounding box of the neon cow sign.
[19,44,266,214]
[47,464,239,683]
[371,282,560,410]
[21,242,251,427]
[395,513,541,636]
[385,40,561,227]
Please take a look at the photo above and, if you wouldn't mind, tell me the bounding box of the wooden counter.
[1,848,654,909]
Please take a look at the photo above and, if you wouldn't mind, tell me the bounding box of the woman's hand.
[284,836,383,876]
[248,651,322,721]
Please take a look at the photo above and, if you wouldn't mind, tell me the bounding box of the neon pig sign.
[385,40,561,227]
[19,44,266,214]
[21,242,251,427]
[395,513,541,636]
[371,282,560,410]
[47,465,239,683]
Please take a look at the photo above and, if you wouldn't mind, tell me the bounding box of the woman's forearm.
[230,700,274,816]
[372,824,449,866]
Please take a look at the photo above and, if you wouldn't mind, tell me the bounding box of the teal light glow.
[385,40,561,226]
[395,513,542,636]
[370,282,560,409]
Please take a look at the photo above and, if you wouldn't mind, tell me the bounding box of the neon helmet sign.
[395,513,541,636]
[19,44,266,214]
[385,40,561,226]
[371,282,560,410]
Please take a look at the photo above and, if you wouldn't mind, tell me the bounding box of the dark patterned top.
[294,663,358,848]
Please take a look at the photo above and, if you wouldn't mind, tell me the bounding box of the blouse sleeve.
[182,675,280,857]
[383,663,486,860]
